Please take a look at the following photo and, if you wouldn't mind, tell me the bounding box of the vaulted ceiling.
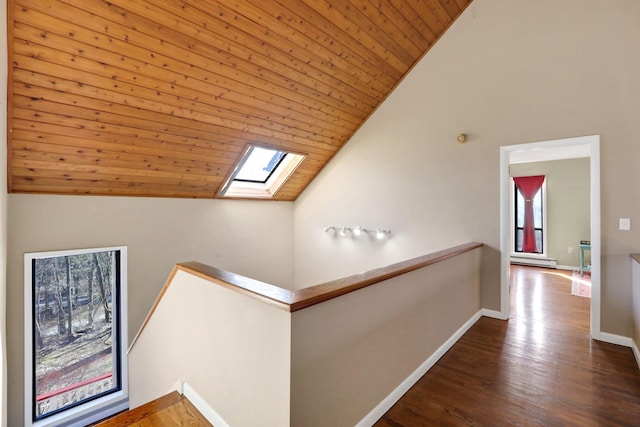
[8,0,471,200]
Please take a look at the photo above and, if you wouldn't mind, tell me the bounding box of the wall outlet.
[568,247,574,254]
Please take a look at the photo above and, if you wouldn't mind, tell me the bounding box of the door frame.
[499,135,601,339]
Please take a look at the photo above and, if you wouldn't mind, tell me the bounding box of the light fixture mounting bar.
[324,226,391,237]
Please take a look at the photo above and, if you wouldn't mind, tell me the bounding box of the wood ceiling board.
[8,0,472,199]
[12,20,364,133]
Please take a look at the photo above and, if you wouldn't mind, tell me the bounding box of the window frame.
[218,144,306,199]
[24,246,129,427]
[511,179,548,257]
[232,146,288,184]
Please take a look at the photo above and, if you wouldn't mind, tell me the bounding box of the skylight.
[218,145,305,199]
[234,146,287,183]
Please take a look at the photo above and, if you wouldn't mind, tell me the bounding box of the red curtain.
[513,175,545,253]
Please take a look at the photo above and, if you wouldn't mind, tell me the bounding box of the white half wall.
[128,269,291,426]
[291,249,481,426]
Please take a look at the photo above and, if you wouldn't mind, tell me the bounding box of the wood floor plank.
[90,391,212,426]
[376,265,640,426]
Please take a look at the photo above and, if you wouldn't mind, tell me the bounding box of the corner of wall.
[1,0,9,424]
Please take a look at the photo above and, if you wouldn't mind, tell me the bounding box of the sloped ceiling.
[8,0,471,200]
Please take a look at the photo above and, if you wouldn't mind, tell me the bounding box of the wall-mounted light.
[376,228,391,239]
[325,226,391,238]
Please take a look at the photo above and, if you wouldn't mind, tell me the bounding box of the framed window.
[218,145,305,198]
[513,180,546,255]
[24,247,128,427]
[233,146,287,183]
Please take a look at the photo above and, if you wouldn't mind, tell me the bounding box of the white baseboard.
[510,256,557,268]
[633,340,640,371]
[168,378,184,394]
[355,310,483,427]
[596,332,632,348]
[182,382,230,427]
[481,308,507,320]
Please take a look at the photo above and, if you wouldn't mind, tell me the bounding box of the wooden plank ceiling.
[8,0,471,200]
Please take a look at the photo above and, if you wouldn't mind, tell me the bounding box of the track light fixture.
[324,226,391,238]
[376,228,391,239]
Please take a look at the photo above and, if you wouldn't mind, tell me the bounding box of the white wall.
[293,0,640,338]
[633,257,640,360]
[0,0,8,423]
[129,269,291,427]
[291,249,481,426]
[6,195,293,426]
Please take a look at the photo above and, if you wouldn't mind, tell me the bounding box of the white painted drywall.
[291,249,481,426]
[129,269,291,427]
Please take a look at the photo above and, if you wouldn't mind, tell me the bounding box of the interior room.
[1,0,639,426]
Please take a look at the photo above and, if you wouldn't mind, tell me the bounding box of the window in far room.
[513,176,546,254]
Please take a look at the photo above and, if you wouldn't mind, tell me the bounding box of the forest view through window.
[25,247,128,426]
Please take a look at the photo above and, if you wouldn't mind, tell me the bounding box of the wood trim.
[176,262,295,310]
[290,242,483,311]
[128,265,181,351]
[179,242,483,313]
[129,242,483,350]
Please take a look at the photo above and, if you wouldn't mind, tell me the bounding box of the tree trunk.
[53,266,66,336]
[64,256,73,337]
[93,253,111,323]
[87,265,94,325]
[34,318,44,349]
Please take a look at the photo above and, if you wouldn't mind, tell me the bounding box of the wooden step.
[90,391,212,426]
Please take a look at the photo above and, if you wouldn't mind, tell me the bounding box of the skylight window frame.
[218,144,306,199]
[232,146,288,184]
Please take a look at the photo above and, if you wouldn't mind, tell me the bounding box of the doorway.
[499,135,601,339]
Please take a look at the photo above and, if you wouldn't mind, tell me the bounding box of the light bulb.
[353,226,362,236]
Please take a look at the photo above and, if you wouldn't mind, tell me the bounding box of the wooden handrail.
[181,242,482,313]
[130,242,483,350]
[290,242,483,311]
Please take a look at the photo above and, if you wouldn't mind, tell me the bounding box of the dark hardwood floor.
[376,265,640,426]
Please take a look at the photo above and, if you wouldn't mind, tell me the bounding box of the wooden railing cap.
[129,242,483,351]
[178,242,483,312]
